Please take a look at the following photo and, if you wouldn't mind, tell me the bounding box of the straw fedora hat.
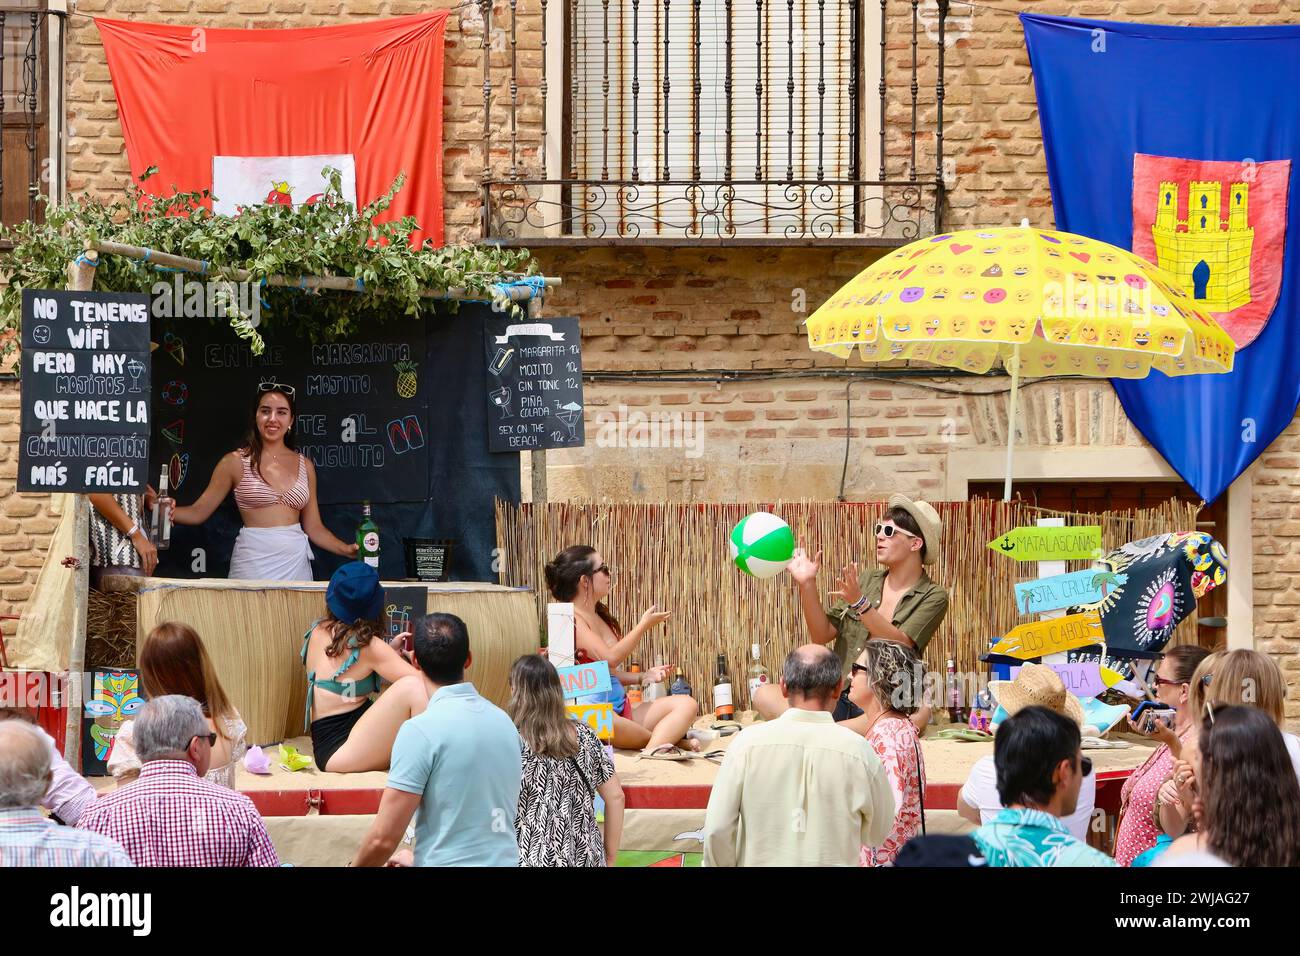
[988,662,1086,726]
[887,494,942,566]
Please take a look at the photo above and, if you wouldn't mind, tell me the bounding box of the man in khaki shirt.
[702,645,895,867]
[755,494,949,733]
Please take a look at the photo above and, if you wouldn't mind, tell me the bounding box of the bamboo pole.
[62,250,97,767]
[86,240,562,302]
[1003,344,1021,502]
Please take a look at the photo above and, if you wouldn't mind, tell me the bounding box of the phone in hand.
[1131,700,1174,733]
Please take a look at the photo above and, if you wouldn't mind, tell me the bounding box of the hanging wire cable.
[838,379,852,501]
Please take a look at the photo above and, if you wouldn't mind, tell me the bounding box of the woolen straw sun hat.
[988,661,1086,726]
[327,561,385,625]
[887,493,942,566]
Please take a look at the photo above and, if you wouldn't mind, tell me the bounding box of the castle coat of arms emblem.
[1132,153,1291,349]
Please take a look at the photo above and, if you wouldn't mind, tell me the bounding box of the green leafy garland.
[0,167,537,358]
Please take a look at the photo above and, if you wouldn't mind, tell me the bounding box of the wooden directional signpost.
[988,610,1105,660]
[988,525,1103,562]
[1014,568,1128,615]
[1010,661,1111,699]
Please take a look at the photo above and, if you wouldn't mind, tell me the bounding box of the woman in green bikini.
[300,562,432,772]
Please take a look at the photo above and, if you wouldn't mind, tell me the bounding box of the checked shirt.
[78,760,278,867]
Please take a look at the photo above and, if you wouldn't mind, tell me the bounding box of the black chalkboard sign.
[18,289,151,493]
[483,317,584,452]
[405,537,455,582]
[152,315,428,505]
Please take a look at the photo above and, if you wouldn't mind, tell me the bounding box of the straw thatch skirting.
[495,498,1202,711]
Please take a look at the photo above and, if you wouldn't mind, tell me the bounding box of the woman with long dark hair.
[1166,705,1300,867]
[300,562,429,772]
[509,654,625,866]
[108,621,247,789]
[544,545,699,758]
[167,384,357,580]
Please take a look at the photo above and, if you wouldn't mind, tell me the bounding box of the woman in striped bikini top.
[234,452,309,511]
[166,385,359,572]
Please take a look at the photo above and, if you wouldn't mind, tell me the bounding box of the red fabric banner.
[97,14,447,247]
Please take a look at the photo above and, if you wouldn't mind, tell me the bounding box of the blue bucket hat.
[326,562,384,625]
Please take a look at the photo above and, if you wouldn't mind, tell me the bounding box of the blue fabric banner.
[1022,14,1300,503]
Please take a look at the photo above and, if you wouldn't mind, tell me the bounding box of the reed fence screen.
[496,498,1202,711]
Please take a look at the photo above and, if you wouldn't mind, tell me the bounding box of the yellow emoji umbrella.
[805,223,1236,499]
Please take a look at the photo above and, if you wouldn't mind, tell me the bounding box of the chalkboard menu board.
[18,289,151,493]
[153,315,428,504]
[483,317,584,452]
[151,302,520,583]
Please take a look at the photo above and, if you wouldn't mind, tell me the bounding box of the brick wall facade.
[1,0,1296,720]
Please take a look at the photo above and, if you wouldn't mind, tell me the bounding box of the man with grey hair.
[702,644,895,866]
[0,707,100,825]
[79,696,278,867]
[0,720,132,866]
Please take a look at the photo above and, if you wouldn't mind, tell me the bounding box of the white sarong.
[228,525,314,581]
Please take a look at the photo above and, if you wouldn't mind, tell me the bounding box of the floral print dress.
[1114,736,1182,867]
[860,714,924,866]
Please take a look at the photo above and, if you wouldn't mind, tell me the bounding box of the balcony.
[476,0,951,246]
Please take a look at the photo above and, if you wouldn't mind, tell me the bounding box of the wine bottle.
[747,643,769,702]
[712,654,734,722]
[152,467,171,551]
[357,501,380,569]
[946,658,963,724]
[669,667,692,697]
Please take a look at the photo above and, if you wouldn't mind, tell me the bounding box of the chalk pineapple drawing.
[394,361,419,399]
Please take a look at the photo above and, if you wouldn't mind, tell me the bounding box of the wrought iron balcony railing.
[476,0,950,245]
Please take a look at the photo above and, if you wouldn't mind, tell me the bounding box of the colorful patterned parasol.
[805,224,1237,498]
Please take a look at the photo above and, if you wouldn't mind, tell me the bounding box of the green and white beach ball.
[730,512,796,579]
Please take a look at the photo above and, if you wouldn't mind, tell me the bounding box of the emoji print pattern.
[805,228,1236,379]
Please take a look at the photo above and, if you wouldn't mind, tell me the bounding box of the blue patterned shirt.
[972,807,1116,867]
[0,807,133,867]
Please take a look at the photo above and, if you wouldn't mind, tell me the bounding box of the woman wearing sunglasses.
[846,640,926,866]
[544,545,700,758]
[1111,643,1209,866]
[754,495,948,732]
[1159,649,1300,845]
[165,384,358,580]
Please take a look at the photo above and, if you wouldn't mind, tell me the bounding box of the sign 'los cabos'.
[988,525,1103,562]
[988,610,1105,660]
